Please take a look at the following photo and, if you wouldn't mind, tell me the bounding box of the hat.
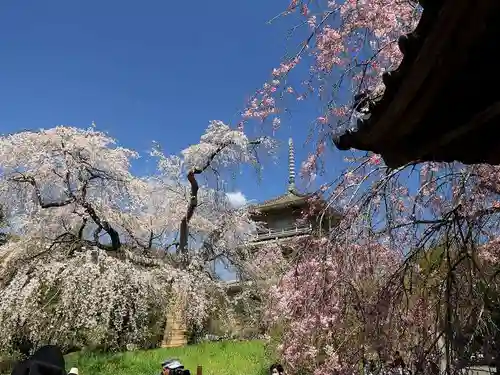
[11,345,66,375]
[161,359,183,369]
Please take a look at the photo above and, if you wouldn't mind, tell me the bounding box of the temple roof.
[249,138,311,213]
[333,0,500,168]
[249,138,341,221]
[250,188,311,212]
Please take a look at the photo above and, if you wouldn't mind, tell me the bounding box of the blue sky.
[0,0,350,205]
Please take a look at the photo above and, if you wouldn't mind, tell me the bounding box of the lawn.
[65,340,269,375]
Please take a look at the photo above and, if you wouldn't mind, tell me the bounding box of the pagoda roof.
[249,188,311,213]
[333,0,500,168]
[249,137,341,218]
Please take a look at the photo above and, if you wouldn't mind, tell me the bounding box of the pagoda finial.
[288,137,296,191]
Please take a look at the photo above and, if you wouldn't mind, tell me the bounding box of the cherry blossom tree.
[256,161,500,375]
[0,121,273,354]
[263,237,403,373]
[233,1,500,374]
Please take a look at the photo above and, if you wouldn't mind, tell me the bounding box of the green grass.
[65,340,269,375]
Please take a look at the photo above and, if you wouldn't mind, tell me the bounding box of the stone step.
[161,338,187,348]
[162,297,188,348]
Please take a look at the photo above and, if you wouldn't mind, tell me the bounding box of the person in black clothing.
[392,351,406,369]
[11,345,67,375]
[270,364,284,375]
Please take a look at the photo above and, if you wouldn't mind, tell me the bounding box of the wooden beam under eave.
[422,101,500,160]
[380,100,500,167]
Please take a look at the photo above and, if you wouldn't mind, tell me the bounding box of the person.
[394,351,405,367]
[269,364,284,375]
[391,352,405,375]
[160,359,187,375]
[11,345,67,375]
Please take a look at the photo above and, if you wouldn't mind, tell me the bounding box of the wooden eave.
[334,0,500,168]
[250,191,342,225]
[249,189,310,214]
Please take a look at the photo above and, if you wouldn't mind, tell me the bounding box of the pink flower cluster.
[242,0,420,146]
[261,237,403,374]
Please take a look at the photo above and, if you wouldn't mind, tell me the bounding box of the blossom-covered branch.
[0,121,274,353]
[150,120,272,257]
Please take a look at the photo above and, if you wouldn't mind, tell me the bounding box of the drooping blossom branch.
[0,122,275,353]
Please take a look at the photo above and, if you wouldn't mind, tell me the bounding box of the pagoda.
[226,138,339,295]
[247,138,338,250]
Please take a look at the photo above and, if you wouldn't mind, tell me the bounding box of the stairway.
[161,293,188,348]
